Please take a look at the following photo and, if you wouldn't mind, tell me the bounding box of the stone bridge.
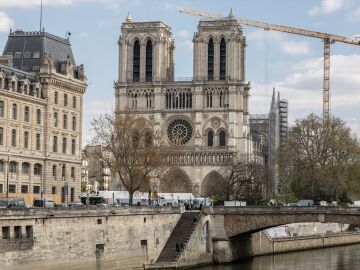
[204,206,360,238]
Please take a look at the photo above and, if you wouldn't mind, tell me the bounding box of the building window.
[72,116,76,131]
[71,139,76,155]
[12,104,17,119]
[52,187,56,194]
[11,129,17,147]
[71,167,75,180]
[34,164,42,175]
[14,51,22,58]
[131,94,137,108]
[26,226,33,238]
[53,136,58,152]
[220,38,226,80]
[33,51,41,58]
[21,185,28,194]
[22,162,30,175]
[33,186,40,194]
[62,164,66,179]
[146,93,152,108]
[24,51,31,58]
[36,133,41,150]
[64,94,68,107]
[207,130,214,147]
[133,40,140,82]
[208,38,214,80]
[63,114,67,129]
[165,89,192,109]
[73,96,76,109]
[206,92,213,108]
[71,188,75,202]
[146,40,152,82]
[24,131,29,148]
[63,137,67,154]
[0,100,4,117]
[0,184,3,193]
[0,127,3,145]
[24,106,30,122]
[54,112,58,127]
[9,161,17,173]
[36,109,41,124]
[52,165,57,178]
[219,130,226,146]
[2,226,10,239]
[0,161,3,172]
[54,92,58,104]
[9,184,16,193]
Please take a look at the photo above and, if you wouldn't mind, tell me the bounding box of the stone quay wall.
[0,207,182,270]
[213,231,360,263]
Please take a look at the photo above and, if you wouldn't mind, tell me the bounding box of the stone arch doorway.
[201,171,227,198]
[160,168,193,193]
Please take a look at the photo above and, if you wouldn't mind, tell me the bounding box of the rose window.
[167,119,193,145]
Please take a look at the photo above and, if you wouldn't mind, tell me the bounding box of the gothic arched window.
[220,38,226,80]
[208,38,214,80]
[146,40,152,82]
[207,130,214,147]
[219,130,226,146]
[133,40,140,82]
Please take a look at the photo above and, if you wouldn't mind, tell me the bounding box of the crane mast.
[179,8,360,119]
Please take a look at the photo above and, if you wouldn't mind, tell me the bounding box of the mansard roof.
[3,30,76,73]
[0,63,38,83]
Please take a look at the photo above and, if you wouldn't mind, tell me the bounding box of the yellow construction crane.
[179,8,360,119]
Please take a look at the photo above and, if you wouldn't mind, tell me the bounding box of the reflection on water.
[195,244,360,270]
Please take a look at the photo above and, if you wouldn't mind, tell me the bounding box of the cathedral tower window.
[146,93,152,108]
[146,40,153,82]
[206,92,213,108]
[219,130,226,146]
[133,40,140,82]
[208,38,214,80]
[220,38,226,80]
[207,130,214,147]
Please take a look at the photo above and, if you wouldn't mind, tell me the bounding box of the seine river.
[194,244,360,270]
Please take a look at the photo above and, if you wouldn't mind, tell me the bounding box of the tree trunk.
[129,190,134,206]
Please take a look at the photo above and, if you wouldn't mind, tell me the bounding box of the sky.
[1,0,360,142]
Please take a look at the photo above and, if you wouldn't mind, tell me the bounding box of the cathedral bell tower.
[118,14,175,83]
[193,12,246,81]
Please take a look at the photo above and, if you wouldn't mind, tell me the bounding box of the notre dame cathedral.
[114,13,259,196]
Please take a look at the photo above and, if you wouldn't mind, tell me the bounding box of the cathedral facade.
[115,15,255,195]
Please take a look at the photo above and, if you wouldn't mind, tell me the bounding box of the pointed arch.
[220,38,226,80]
[133,40,140,82]
[160,168,192,193]
[208,38,214,80]
[146,40,153,82]
[201,171,227,197]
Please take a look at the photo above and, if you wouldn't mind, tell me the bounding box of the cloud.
[308,0,346,16]
[281,41,312,55]
[0,12,14,32]
[249,54,360,134]
[247,29,312,56]
[178,40,193,50]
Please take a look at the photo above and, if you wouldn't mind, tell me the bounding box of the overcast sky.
[1,0,360,142]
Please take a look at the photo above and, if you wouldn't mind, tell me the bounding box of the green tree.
[278,114,360,202]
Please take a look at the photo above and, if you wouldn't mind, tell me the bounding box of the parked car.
[0,197,26,208]
[67,202,84,208]
[33,198,55,208]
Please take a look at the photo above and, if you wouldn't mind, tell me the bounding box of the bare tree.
[90,110,167,205]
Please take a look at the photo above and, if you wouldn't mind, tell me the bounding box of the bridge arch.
[160,167,192,193]
[201,170,227,197]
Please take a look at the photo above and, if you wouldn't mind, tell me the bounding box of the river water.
[194,244,360,270]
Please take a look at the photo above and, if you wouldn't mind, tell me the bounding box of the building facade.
[115,14,255,195]
[0,30,87,204]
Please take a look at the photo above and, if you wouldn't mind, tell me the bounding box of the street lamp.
[1,156,10,201]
